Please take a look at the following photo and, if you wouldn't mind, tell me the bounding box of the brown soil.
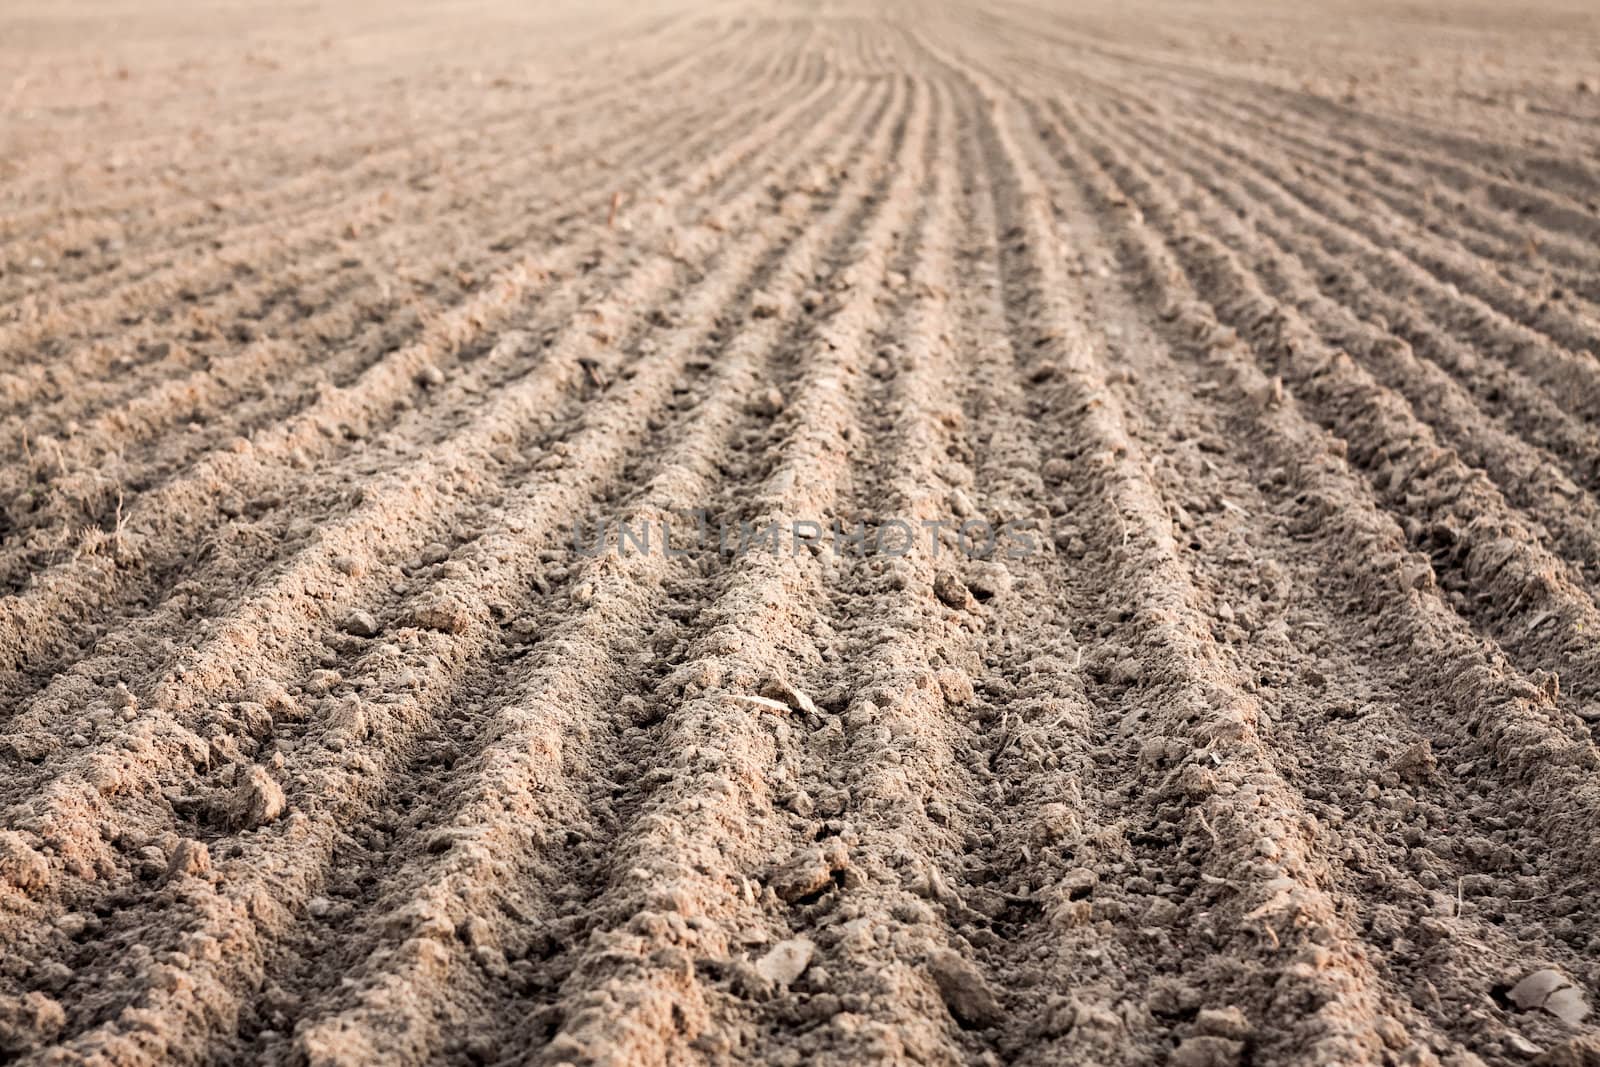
[4,0,1600,1064]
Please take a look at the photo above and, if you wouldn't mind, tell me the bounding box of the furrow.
[0,31,802,412]
[1037,55,1600,875]
[526,71,934,1067]
[1039,94,1600,722]
[1116,93,1600,426]
[1008,51,1600,382]
[0,63,886,728]
[1113,103,1600,493]
[1038,77,1600,1062]
[995,21,1600,236]
[1072,100,1600,587]
[269,83,908,1067]
[930,43,1409,1063]
[1220,84,1600,248]
[3,73,902,1067]
[1178,88,1600,296]
[0,20,747,292]
[10,5,1600,1066]
[0,47,844,590]
[993,32,1600,284]
[713,72,1000,1066]
[0,17,788,355]
[0,29,832,433]
[0,69,867,710]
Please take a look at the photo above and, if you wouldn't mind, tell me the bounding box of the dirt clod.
[0,832,49,891]
[750,387,786,417]
[227,766,287,829]
[927,949,1004,1029]
[1195,1006,1253,1041]
[166,839,212,882]
[769,840,850,903]
[759,676,820,717]
[342,610,381,638]
[754,938,815,987]
[933,571,971,609]
[1510,969,1591,1027]
[0,993,65,1054]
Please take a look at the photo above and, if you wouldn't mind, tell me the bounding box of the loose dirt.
[3,0,1600,1064]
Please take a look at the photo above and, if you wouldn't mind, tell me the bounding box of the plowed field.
[4,0,1600,1064]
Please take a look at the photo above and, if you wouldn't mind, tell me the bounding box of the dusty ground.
[3,0,1600,1063]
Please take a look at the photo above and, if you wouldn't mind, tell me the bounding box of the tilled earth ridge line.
[3,0,1600,1065]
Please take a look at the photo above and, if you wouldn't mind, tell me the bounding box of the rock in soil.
[927,949,1004,1029]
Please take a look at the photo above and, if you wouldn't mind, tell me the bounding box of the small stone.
[419,543,450,566]
[949,488,975,517]
[927,949,1003,1028]
[755,938,815,987]
[416,364,446,387]
[933,571,971,609]
[750,387,785,417]
[342,610,380,638]
[1504,1033,1542,1058]
[1041,458,1072,482]
[759,676,820,717]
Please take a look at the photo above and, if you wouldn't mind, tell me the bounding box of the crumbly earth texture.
[3,0,1600,1064]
